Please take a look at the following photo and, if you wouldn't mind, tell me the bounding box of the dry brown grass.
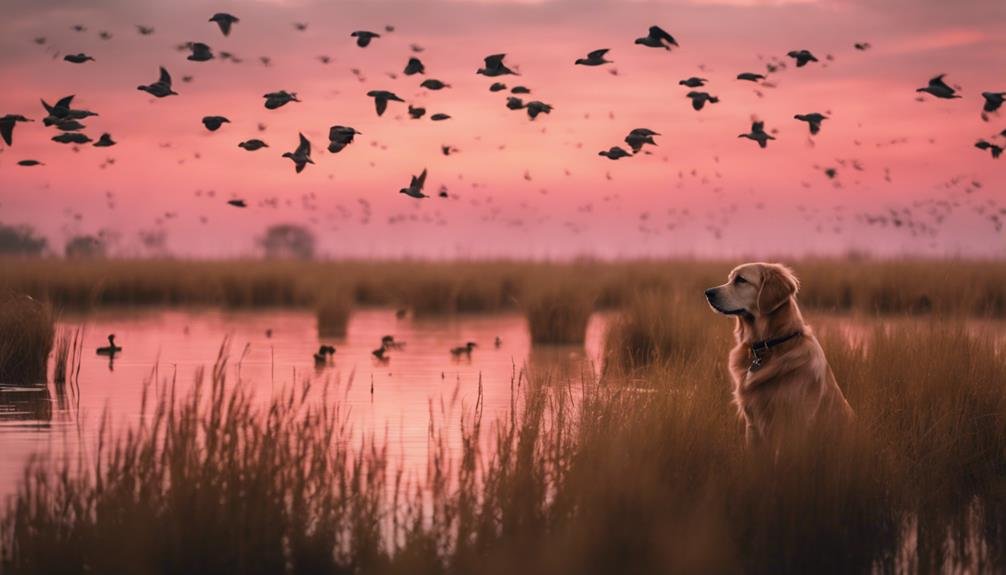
[522,280,595,345]
[315,289,354,337]
[0,293,54,384]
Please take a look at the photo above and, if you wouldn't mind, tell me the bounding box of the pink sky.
[0,0,1004,258]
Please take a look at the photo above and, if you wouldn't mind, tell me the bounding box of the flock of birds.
[1,12,1004,255]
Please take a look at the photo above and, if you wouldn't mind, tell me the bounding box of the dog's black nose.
[704,288,715,301]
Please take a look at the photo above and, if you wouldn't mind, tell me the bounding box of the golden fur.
[705,262,854,448]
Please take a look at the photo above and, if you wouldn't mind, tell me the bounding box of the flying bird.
[737,72,765,82]
[506,97,525,110]
[136,25,155,36]
[738,121,775,148]
[202,116,230,131]
[17,160,43,167]
[64,53,94,64]
[916,74,960,99]
[489,82,507,92]
[209,13,239,36]
[510,86,531,94]
[430,113,451,121]
[227,199,247,208]
[478,54,517,77]
[263,90,299,109]
[625,128,659,153]
[420,79,450,90]
[282,133,313,173]
[187,42,213,62]
[351,31,380,47]
[93,133,116,147]
[787,50,818,67]
[854,42,871,51]
[975,139,1003,159]
[400,169,428,198]
[137,67,177,97]
[575,49,612,66]
[52,132,91,144]
[686,91,718,111]
[327,125,360,153]
[238,139,268,151]
[366,90,404,116]
[794,113,828,135]
[408,105,426,119]
[403,57,425,75]
[0,114,33,146]
[679,77,707,88]
[526,101,553,119]
[981,92,1005,113]
[599,146,631,160]
[635,25,678,50]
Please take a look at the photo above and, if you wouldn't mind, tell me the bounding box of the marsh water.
[1,308,1004,502]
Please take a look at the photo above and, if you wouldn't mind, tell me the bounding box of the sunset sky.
[1,0,1004,258]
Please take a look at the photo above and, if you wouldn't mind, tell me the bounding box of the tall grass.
[4,258,1006,318]
[315,289,354,337]
[523,281,594,345]
[0,293,54,384]
[2,300,1006,572]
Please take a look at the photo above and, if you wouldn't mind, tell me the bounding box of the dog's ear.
[757,265,799,315]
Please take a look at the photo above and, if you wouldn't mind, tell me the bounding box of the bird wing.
[55,95,75,109]
[158,67,172,87]
[929,74,948,88]
[0,122,12,146]
[752,121,764,132]
[691,97,703,111]
[587,48,609,59]
[649,26,676,45]
[374,96,388,116]
[297,133,311,156]
[485,54,505,67]
[416,169,428,190]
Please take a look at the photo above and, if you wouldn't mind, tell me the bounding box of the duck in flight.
[93,133,116,147]
[282,133,313,173]
[599,146,631,160]
[263,90,299,110]
[328,125,360,153]
[787,49,818,67]
[96,334,122,356]
[477,54,517,77]
[975,139,1003,159]
[576,49,612,66]
[366,90,405,116]
[635,25,678,50]
[794,113,828,135]
[917,74,960,99]
[679,77,707,88]
[686,91,718,111]
[738,121,775,148]
[625,128,659,153]
[400,169,429,198]
[0,114,32,146]
[737,72,765,82]
[209,13,239,36]
[202,116,229,131]
[403,57,425,75]
[137,67,177,97]
[64,53,94,64]
[351,31,380,47]
[239,139,268,151]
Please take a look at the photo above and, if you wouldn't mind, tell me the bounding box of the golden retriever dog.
[704,263,854,449]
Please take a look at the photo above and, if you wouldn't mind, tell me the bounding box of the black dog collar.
[749,331,802,372]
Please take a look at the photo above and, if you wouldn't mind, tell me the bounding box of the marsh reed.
[0,292,54,384]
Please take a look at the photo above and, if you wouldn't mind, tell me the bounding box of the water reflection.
[0,385,52,425]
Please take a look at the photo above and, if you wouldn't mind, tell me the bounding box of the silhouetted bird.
[64,53,94,64]
[351,31,380,47]
[917,74,960,99]
[599,146,631,160]
[489,82,507,92]
[328,125,360,153]
[450,342,477,357]
[679,77,707,88]
[93,133,116,147]
[794,113,828,135]
[420,79,450,90]
[403,57,425,75]
[0,114,32,146]
[576,49,612,66]
[635,25,678,50]
[787,49,818,67]
[263,90,299,109]
[52,132,91,144]
[431,113,451,121]
[238,139,268,151]
[136,25,155,35]
[17,160,43,167]
[686,91,718,111]
[400,169,428,198]
[282,133,313,173]
[738,121,775,148]
[526,101,552,119]
[510,86,531,94]
[227,199,247,207]
[478,54,517,77]
[981,92,1005,113]
[187,42,213,62]
[975,139,1003,159]
[202,115,229,131]
[96,334,122,355]
[625,128,659,153]
[408,105,426,119]
[737,72,765,82]
[366,90,404,116]
[854,42,871,51]
[137,67,177,97]
[209,13,239,36]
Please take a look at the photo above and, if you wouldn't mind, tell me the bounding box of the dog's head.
[705,262,800,318]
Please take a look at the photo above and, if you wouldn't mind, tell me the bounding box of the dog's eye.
[734,276,747,285]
